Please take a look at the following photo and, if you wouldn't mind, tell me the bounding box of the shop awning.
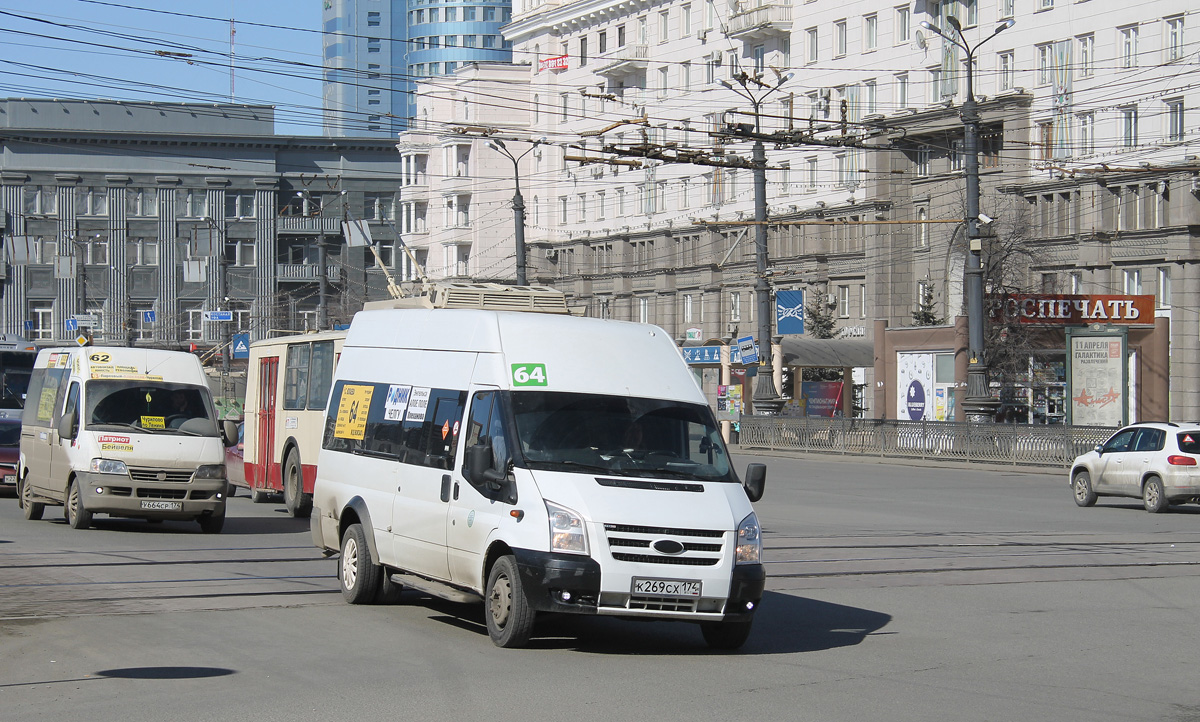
[779,337,875,368]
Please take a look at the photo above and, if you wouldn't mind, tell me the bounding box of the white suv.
[1070,422,1200,513]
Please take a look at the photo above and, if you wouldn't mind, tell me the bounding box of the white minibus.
[311,308,766,648]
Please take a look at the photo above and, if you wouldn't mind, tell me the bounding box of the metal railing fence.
[737,417,1114,468]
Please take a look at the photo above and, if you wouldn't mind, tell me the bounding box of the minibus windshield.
[84,381,219,436]
[510,391,736,481]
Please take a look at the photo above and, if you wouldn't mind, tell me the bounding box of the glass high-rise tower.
[322,0,514,137]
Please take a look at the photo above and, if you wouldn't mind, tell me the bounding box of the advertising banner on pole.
[1068,331,1126,427]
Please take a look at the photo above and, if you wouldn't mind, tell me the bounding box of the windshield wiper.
[532,459,614,474]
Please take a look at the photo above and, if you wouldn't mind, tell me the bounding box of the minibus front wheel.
[486,555,536,648]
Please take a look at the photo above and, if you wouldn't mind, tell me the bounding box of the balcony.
[593,44,649,79]
[726,4,792,41]
[277,216,341,234]
[276,263,342,282]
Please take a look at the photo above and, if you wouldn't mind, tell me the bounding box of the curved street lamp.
[919,17,1015,422]
[718,70,793,415]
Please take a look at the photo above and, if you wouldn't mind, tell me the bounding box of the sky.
[0,0,325,135]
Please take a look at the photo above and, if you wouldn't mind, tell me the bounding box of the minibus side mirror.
[57,409,79,441]
[743,463,766,502]
[221,420,239,448]
[466,443,505,490]
[1094,444,1104,455]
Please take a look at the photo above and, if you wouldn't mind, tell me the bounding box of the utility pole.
[719,71,793,415]
[921,17,1014,422]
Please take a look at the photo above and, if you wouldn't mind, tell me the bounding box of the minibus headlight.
[546,500,589,555]
[735,512,762,564]
[90,458,128,476]
[194,464,227,480]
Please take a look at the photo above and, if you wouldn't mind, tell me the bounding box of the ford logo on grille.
[156,472,167,481]
[652,539,685,555]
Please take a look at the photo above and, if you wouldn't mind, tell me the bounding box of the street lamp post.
[719,71,792,415]
[919,17,1014,422]
[488,138,543,286]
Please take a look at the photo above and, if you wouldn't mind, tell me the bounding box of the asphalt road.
[2,454,1199,722]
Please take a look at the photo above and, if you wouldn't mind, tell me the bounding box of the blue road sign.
[232,333,250,360]
[776,290,805,335]
[141,310,156,323]
[65,318,78,331]
[203,310,234,322]
[737,336,758,365]
[23,320,33,331]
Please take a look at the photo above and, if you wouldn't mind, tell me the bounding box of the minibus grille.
[137,488,187,500]
[128,468,194,483]
[603,523,726,567]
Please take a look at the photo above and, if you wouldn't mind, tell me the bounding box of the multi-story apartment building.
[397,63,535,282]
[322,0,515,136]
[446,0,1195,420]
[0,99,407,347]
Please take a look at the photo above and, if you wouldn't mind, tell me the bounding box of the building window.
[806,27,818,63]
[916,207,929,247]
[367,11,380,26]
[177,189,206,218]
[1120,25,1138,68]
[837,285,850,318]
[915,145,930,177]
[1166,98,1184,142]
[835,20,847,57]
[999,0,1014,19]
[224,192,255,218]
[78,187,108,216]
[639,297,650,324]
[1036,43,1054,86]
[998,51,1014,90]
[1120,105,1138,148]
[1078,112,1095,155]
[1157,267,1171,308]
[29,303,54,341]
[860,285,867,318]
[864,14,878,50]
[683,294,693,323]
[126,239,158,266]
[896,72,909,107]
[126,188,157,217]
[1124,268,1142,295]
[682,5,691,35]
[730,292,741,322]
[1077,34,1094,78]
[1166,16,1184,61]
[659,10,669,42]
[895,5,910,44]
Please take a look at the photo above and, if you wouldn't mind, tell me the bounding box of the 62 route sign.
[511,363,548,387]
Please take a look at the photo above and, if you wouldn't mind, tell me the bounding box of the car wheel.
[1072,471,1098,507]
[21,478,44,521]
[700,619,754,650]
[66,478,92,530]
[198,506,226,534]
[1143,476,1168,513]
[282,452,312,519]
[485,555,536,648]
[340,523,381,605]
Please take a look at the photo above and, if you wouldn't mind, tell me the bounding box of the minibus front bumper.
[513,549,766,621]
[78,471,227,518]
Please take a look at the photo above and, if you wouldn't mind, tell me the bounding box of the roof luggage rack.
[362,282,570,314]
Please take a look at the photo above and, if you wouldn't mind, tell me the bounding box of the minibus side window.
[283,343,310,411]
[62,383,80,433]
[462,391,513,496]
[323,381,466,471]
[423,391,466,470]
[23,367,69,427]
[307,341,335,410]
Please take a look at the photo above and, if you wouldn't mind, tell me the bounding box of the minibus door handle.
[453,482,460,501]
[439,474,451,503]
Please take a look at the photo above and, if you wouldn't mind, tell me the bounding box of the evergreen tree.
[912,282,944,326]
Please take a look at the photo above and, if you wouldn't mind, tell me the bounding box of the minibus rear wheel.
[20,478,44,521]
[340,523,380,604]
